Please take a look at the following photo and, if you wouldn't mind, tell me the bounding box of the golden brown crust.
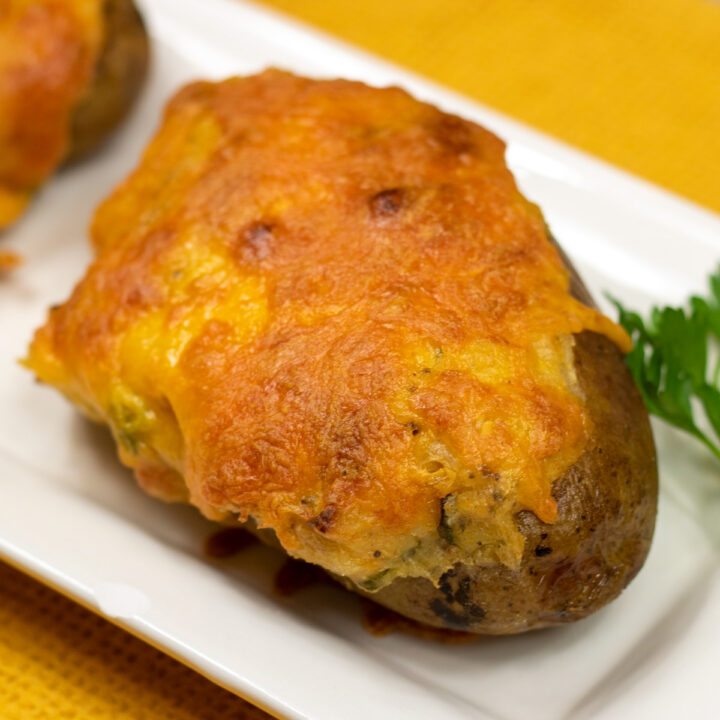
[25,71,657,632]
[368,330,658,633]
[0,0,100,228]
[0,0,148,229]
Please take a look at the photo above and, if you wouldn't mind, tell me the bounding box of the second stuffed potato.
[0,0,149,229]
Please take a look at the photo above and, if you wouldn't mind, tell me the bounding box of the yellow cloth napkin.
[264,0,720,214]
[1,1,718,718]
[0,562,270,719]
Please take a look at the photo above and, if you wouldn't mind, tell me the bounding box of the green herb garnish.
[108,384,155,455]
[610,268,720,461]
[359,568,392,591]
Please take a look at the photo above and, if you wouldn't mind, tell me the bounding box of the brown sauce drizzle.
[204,529,479,643]
[273,557,333,596]
[204,527,258,558]
[360,599,477,643]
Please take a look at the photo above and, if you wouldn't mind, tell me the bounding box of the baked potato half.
[25,70,657,634]
[0,0,149,229]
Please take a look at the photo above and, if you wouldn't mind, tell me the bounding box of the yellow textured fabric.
[262,0,720,214]
[1,1,718,718]
[0,562,272,719]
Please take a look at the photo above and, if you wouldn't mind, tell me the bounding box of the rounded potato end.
[364,330,658,634]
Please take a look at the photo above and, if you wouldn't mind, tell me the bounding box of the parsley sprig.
[610,268,720,462]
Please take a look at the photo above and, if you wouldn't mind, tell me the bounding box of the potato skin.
[252,283,657,634]
[67,0,149,162]
[365,329,658,633]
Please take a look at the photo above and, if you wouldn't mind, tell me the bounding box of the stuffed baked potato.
[0,0,149,229]
[25,70,657,634]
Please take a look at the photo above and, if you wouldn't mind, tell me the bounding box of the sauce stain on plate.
[204,528,477,642]
[204,527,258,559]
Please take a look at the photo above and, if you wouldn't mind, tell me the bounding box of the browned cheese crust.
[367,330,657,632]
[0,0,148,228]
[26,70,657,633]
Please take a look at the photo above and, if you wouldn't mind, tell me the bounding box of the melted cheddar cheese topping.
[26,71,630,588]
[0,0,103,228]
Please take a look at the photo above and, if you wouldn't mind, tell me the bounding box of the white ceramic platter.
[1,1,719,718]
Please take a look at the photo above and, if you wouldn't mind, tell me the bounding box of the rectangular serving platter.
[1,1,719,718]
